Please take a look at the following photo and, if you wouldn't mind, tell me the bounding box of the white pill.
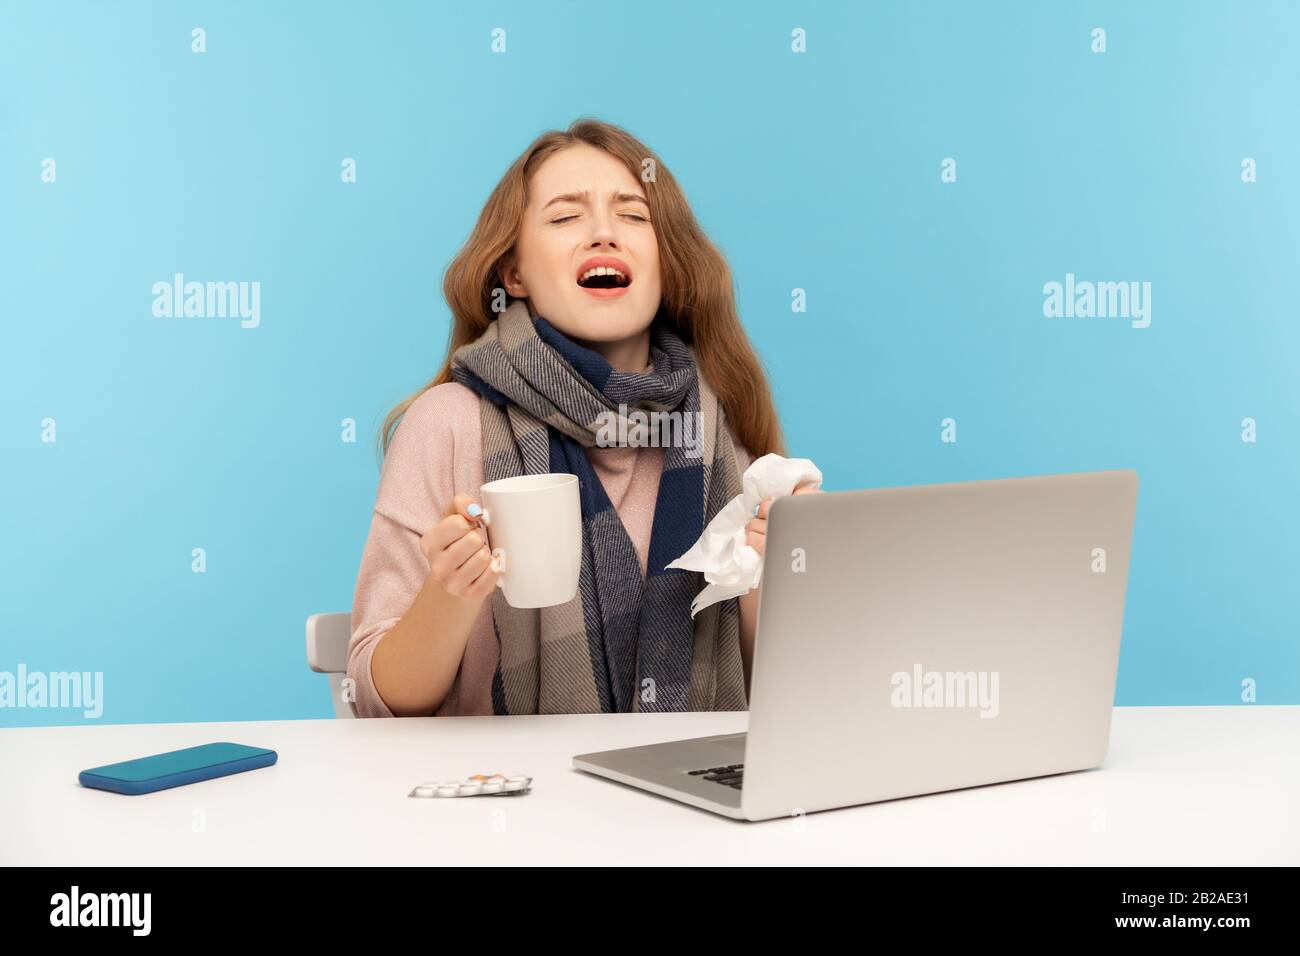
[413,785,437,798]
[506,775,530,784]
[457,782,483,796]
[481,781,504,793]
[503,780,526,792]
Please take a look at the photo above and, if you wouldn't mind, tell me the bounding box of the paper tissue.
[666,453,823,617]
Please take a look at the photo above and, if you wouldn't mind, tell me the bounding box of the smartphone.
[79,742,277,795]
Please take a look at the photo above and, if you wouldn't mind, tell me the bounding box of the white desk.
[2,706,1296,865]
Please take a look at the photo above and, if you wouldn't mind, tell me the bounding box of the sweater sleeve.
[347,383,481,717]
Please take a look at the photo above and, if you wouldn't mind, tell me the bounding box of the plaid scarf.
[449,298,748,714]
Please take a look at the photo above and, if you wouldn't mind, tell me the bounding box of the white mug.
[479,473,582,608]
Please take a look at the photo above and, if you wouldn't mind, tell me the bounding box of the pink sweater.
[348,381,753,717]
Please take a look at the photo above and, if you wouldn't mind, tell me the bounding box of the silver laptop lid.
[741,469,1138,821]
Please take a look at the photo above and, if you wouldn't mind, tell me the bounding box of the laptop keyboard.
[687,764,744,789]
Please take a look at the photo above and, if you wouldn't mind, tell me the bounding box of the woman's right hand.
[419,493,501,602]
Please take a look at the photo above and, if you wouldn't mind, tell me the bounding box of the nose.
[584,209,622,247]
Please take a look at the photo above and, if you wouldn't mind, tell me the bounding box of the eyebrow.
[540,190,649,211]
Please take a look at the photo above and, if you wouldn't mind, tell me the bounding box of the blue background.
[2,1,1296,725]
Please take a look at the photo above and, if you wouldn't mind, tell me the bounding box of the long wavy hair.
[378,117,784,462]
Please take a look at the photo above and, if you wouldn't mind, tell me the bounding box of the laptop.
[573,469,1139,821]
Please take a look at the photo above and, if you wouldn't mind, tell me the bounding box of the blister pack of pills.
[407,773,532,798]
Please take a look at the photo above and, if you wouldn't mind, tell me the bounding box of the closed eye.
[550,214,649,224]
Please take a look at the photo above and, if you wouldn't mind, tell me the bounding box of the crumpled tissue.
[666,453,823,617]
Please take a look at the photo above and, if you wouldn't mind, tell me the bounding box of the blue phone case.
[79,742,277,795]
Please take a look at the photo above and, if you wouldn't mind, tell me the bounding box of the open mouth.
[577,270,631,290]
[575,258,633,293]
[577,265,631,287]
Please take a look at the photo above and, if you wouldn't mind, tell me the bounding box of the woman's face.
[500,143,662,350]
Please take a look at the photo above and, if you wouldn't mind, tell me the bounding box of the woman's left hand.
[745,484,822,557]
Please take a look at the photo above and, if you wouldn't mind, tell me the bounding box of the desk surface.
[2,706,1296,865]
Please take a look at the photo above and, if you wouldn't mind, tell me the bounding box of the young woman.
[348,118,811,718]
